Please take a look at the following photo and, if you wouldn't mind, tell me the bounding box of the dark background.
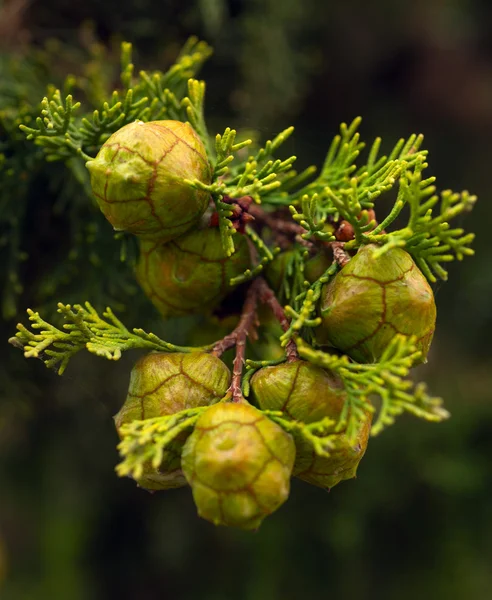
[1,1,492,598]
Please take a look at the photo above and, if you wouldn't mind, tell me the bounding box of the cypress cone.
[86,120,211,241]
[181,402,296,530]
[115,352,230,490]
[251,360,345,422]
[136,227,251,318]
[251,360,371,490]
[317,244,436,363]
[293,417,371,490]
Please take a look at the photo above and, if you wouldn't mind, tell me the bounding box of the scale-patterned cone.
[136,228,251,318]
[317,244,436,363]
[251,360,370,490]
[251,360,345,422]
[293,417,371,490]
[115,352,230,490]
[181,402,296,530]
[86,120,211,241]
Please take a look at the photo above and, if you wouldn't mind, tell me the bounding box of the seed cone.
[136,228,251,318]
[115,352,230,490]
[86,120,211,241]
[293,416,371,490]
[251,360,370,490]
[317,244,436,363]
[251,360,345,422]
[181,402,296,530]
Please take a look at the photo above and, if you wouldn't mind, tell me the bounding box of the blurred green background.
[1,1,491,599]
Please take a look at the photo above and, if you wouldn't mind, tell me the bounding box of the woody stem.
[211,279,260,402]
[256,277,299,362]
[331,241,351,267]
[248,204,304,236]
[247,203,313,248]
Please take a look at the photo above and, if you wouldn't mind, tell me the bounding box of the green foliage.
[20,38,212,163]
[0,40,155,318]
[7,35,476,527]
[297,335,449,441]
[264,412,339,458]
[116,404,340,483]
[376,175,476,282]
[280,262,338,345]
[17,40,475,291]
[186,126,298,259]
[289,119,476,282]
[117,408,207,481]
[229,227,279,285]
[9,302,208,375]
[289,194,336,242]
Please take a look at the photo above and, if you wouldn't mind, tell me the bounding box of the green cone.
[181,402,296,530]
[86,120,211,241]
[115,352,230,490]
[251,360,345,422]
[317,244,436,363]
[251,360,370,490]
[136,227,251,318]
[293,417,371,490]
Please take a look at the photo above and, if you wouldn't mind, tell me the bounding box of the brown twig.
[210,273,300,400]
[212,279,261,402]
[210,201,330,399]
[331,242,351,267]
[248,204,302,235]
[247,203,313,249]
[256,277,299,362]
[209,195,255,233]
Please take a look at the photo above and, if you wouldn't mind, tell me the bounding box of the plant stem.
[331,241,351,267]
[248,203,312,248]
[211,279,260,401]
[256,277,299,362]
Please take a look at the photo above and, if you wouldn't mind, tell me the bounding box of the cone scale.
[136,228,251,318]
[181,402,296,530]
[86,120,211,241]
[317,244,436,363]
[251,360,371,490]
[115,352,230,490]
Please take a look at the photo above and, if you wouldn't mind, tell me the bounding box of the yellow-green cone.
[181,402,296,530]
[293,417,371,490]
[136,228,251,318]
[317,244,436,363]
[86,120,211,241]
[251,360,370,490]
[251,360,345,422]
[115,352,230,490]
